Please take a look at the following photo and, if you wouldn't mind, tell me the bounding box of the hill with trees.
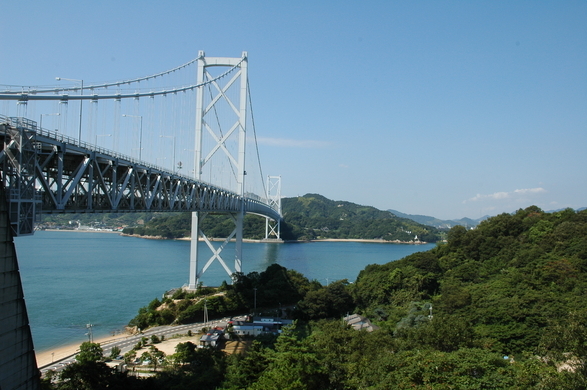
[120,193,442,242]
[388,208,488,229]
[281,194,440,242]
[43,206,587,389]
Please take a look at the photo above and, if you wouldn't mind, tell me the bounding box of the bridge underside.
[0,117,279,236]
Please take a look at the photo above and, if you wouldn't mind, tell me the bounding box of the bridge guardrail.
[1,116,282,229]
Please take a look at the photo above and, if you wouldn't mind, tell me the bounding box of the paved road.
[39,316,242,374]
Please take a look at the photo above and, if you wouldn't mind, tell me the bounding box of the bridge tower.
[189,51,249,289]
[265,176,281,240]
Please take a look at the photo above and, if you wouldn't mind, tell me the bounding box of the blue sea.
[14,231,434,353]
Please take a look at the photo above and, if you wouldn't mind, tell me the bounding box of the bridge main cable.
[0,57,245,101]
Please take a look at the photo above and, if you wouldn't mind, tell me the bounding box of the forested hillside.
[46,206,587,389]
[222,206,587,388]
[282,194,440,242]
[353,206,587,355]
[120,193,442,242]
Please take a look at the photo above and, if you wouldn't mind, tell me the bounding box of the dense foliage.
[122,212,271,240]
[281,194,441,242]
[353,206,587,355]
[120,193,442,242]
[127,264,319,329]
[44,207,587,389]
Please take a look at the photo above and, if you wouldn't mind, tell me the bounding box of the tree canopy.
[121,193,442,242]
[45,207,587,389]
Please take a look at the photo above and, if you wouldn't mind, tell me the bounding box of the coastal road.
[38,317,240,374]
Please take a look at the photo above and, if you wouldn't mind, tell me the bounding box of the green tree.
[221,340,270,389]
[539,310,587,388]
[250,324,329,390]
[295,280,354,320]
[75,342,103,364]
[109,345,121,359]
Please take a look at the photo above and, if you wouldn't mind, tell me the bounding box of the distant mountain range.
[387,210,488,229]
[389,207,586,229]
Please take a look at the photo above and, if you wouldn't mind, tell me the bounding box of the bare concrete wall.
[0,182,39,390]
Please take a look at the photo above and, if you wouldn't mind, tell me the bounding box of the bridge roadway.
[0,116,280,236]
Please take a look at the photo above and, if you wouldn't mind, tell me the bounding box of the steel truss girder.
[0,119,39,235]
[0,118,280,236]
[31,144,243,214]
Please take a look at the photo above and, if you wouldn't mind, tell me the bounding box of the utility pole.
[254,288,257,316]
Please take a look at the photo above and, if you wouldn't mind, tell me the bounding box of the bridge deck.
[0,116,279,236]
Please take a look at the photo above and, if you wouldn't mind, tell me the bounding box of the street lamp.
[159,135,176,173]
[39,113,60,131]
[86,323,93,342]
[203,298,208,325]
[55,77,83,143]
[122,114,143,160]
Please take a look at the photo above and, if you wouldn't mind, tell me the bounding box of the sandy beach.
[36,331,248,369]
[36,332,129,368]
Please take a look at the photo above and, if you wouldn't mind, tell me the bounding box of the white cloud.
[464,187,546,204]
[513,188,547,195]
[257,137,331,148]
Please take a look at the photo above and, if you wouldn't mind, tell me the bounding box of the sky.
[1,1,586,220]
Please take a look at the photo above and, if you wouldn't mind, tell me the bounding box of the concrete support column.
[0,182,40,390]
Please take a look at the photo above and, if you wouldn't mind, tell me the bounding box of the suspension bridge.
[0,52,282,390]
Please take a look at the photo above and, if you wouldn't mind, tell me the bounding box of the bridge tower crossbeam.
[189,51,249,290]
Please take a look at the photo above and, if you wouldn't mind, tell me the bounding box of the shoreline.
[41,230,429,245]
[36,332,129,368]
[121,233,427,245]
[41,229,121,234]
[309,238,428,244]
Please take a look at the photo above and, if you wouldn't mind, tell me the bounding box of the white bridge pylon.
[0,50,280,288]
[189,51,249,290]
[265,175,281,240]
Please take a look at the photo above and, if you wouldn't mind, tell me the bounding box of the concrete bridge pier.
[0,181,39,390]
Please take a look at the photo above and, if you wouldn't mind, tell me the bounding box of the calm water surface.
[14,231,434,353]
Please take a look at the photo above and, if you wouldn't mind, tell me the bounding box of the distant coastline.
[310,238,428,245]
[41,228,121,234]
[42,230,428,245]
[119,233,426,244]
